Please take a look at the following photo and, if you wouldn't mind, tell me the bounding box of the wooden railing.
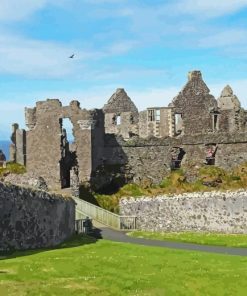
[73,196,136,230]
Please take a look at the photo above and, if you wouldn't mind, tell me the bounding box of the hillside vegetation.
[0,162,26,179]
[2,161,247,214]
[93,163,247,213]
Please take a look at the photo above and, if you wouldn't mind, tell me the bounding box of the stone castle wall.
[98,133,247,188]
[25,99,104,189]
[10,123,26,165]
[120,190,247,233]
[9,70,247,192]
[170,71,218,135]
[0,182,75,251]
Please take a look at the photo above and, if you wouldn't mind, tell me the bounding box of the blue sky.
[1,0,247,139]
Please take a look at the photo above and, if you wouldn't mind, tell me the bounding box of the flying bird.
[69,54,75,59]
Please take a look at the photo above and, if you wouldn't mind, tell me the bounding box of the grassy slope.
[0,235,247,296]
[128,231,247,248]
[95,163,247,213]
[0,162,26,178]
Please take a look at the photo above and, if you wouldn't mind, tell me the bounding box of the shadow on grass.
[0,228,103,260]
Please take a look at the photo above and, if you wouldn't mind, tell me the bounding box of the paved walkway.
[90,224,247,257]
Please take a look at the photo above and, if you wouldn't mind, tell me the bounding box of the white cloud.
[198,29,247,48]
[128,87,179,110]
[90,1,247,53]
[0,29,141,78]
[107,40,139,55]
[0,0,48,22]
[0,0,69,22]
[87,67,169,82]
[0,101,27,139]
[173,0,247,18]
[0,34,80,77]
[0,31,118,78]
[85,0,124,3]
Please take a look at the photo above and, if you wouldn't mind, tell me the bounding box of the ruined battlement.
[10,70,247,191]
[188,70,202,81]
[218,85,241,111]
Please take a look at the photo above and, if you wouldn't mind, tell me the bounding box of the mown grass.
[94,163,247,213]
[0,235,247,296]
[128,231,247,248]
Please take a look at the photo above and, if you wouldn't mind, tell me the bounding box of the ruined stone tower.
[24,99,104,189]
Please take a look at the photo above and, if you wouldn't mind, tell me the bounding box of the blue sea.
[0,140,10,160]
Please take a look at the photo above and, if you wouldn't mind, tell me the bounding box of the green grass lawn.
[0,235,247,295]
[128,231,247,248]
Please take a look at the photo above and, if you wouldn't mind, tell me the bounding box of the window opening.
[116,115,121,125]
[148,109,160,121]
[175,113,183,135]
[59,118,77,189]
[211,110,220,132]
[205,144,217,165]
[148,109,155,121]
[62,118,75,144]
[170,147,186,170]
[130,114,134,124]
[213,114,218,131]
[155,110,160,121]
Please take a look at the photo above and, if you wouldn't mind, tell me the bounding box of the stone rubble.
[4,173,48,191]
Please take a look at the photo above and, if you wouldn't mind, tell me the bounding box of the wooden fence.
[73,196,136,230]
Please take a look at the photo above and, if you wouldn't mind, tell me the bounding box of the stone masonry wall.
[120,190,247,233]
[101,133,247,187]
[10,123,26,165]
[25,99,104,189]
[216,142,247,170]
[13,70,247,193]
[103,88,139,139]
[170,71,218,135]
[0,182,75,251]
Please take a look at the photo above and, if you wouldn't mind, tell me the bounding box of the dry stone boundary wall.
[120,190,247,233]
[0,182,75,251]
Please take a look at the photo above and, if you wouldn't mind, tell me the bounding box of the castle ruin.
[10,71,247,192]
